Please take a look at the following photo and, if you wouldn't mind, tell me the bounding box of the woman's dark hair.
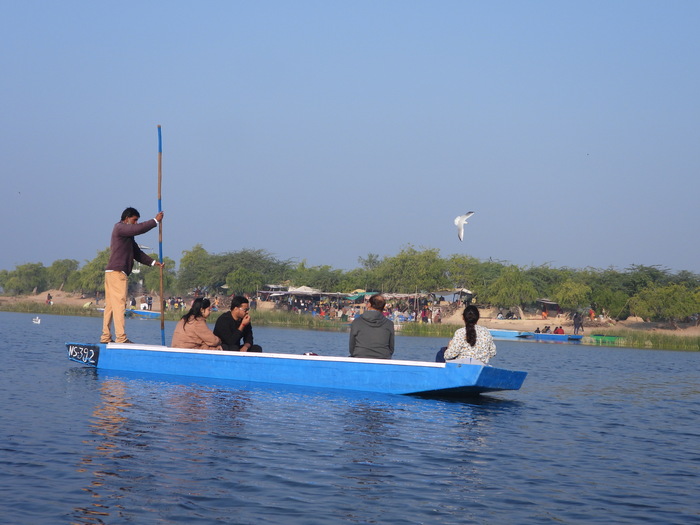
[181,297,211,328]
[462,305,480,346]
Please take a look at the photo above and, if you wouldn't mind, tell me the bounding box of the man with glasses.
[214,295,263,352]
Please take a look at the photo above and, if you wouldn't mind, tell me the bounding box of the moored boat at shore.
[488,328,529,340]
[518,332,583,343]
[126,308,161,319]
[588,334,624,346]
[66,342,527,397]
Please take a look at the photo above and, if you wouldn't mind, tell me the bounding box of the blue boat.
[66,342,527,397]
[519,332,583,343]
[126,309,161,319]
[488,329,529,340]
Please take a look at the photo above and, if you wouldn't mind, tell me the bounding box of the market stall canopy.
[262,286,347,298]
[537,298,561,312]
[346,291,380,301]
[288,286,322,295]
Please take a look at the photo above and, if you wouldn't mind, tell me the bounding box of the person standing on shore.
[101,207,164,344]
[573,312,584,334]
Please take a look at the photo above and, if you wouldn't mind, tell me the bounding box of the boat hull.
[126,309,161,319]
[66,342,527,396]
[520,332,583,343]
[488,329,529,340]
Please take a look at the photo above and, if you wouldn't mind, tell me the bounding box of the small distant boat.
[489,329,529,340]
[66,341,528,397]
[126,309,161,319]
[32,317,41,324]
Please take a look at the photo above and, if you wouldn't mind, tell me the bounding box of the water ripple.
[1,314,698,524]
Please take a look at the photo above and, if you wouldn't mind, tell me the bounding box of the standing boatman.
[101,207,164,344]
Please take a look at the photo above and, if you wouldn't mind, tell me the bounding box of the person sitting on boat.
[443,305,496,364]
[534,327,541,333]
[349,294,395,359]
[553,326,565,334]
[171,297,222,350]
[213,295,263,352]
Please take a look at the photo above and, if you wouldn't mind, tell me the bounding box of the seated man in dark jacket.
[213,296,263,352]
[349,294,395,359]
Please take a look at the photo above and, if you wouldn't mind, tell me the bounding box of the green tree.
[552,280,591,310]
[358,253,381,271]
[524,264,572,299]
[590,286,630,319]
[338,268,377,293]
[180,247,292,293]
[2,263,48,295]
[291,261,344,291]
[375,246,449,292]
[47,259,80,291]
[467,258,508,300]
[141,256,177,295]
[485,265,537,316]
[75,249,110,294]
[177,244,213,293]
[213,249,292,288]
[622,264,672,296]
[226,267,265,295]
[445,254,481,290]
[629,284,700,326]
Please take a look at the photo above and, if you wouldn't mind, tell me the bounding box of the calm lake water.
[1,311,698,524]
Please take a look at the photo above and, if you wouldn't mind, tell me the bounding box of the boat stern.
[66,342,102,367]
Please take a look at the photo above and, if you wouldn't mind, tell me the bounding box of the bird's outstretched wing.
[454,211,475,241]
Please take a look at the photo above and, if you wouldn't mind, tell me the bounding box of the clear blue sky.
[2,1,699,275]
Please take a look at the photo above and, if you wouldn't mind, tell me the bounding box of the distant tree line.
[1,244,699,325]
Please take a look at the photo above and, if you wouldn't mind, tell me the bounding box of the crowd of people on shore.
[274,296,445,324]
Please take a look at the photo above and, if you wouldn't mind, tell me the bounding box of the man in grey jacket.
[349,294,395,359]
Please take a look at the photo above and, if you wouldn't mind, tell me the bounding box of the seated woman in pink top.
[171,297,222,349]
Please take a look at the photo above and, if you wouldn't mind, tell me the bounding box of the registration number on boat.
[67,344,99,366]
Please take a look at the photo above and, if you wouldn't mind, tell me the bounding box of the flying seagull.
[454,211,475,241]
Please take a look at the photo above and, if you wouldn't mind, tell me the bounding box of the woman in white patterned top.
[443,305,496,363]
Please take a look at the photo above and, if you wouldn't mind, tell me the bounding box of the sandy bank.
[3,289,699,338]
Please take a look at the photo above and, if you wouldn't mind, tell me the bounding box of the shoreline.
[2,289,699,339]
